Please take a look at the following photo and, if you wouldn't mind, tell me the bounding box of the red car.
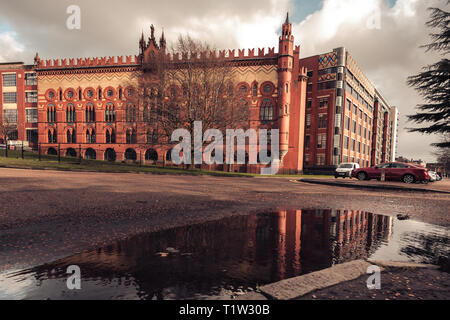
[351,162,429,184]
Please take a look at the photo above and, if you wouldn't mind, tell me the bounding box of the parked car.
[351,162,429,184]
[428,171,437,182]
[335,162,360,179]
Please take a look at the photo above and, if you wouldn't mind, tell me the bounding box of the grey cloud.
[293,0,448,162]
[0,0,286,62]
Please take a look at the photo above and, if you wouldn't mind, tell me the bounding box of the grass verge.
[0,149,331,179]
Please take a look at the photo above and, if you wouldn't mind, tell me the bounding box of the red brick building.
[0,62,38,148]
[2,15,398,173]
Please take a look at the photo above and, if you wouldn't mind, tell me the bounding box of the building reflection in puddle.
[2,209,435,300]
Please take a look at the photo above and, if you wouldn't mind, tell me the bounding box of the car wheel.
[357,172,367,181]
[402,174,415,184]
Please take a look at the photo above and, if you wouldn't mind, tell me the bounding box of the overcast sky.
[0,0,447,162]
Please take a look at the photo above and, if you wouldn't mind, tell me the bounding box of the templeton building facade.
[0,15,398,173]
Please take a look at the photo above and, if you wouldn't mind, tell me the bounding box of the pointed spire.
[285,12,290,24]
[34,52,40,66]
[150,24,155,40]
[160,29,166,48]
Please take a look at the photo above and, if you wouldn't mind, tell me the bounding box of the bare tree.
[137,35,250,165]
[0,111,18,157]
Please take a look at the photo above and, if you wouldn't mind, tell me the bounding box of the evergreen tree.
[407,4,450,148]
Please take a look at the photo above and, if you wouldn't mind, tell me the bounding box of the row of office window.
[346,99,371,123]
[2,91,37,103]
[344,116,371,140]
[305,113,328,129]
[304,133,327,150]
[1,73,37,87]
[345,82,373,113]
[2,74,16,87]
[3,92,17,103]
[343,135,371,156]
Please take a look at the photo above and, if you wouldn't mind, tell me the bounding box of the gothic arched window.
[47,104,56,123]
[66,104,76,123]
[86,128,96,143]
[260,99,274,122]
[105,103,115,123]
[85,103,95,123]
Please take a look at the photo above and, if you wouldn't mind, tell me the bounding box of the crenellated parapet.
[36,55,141,69]
[164,47,278,62]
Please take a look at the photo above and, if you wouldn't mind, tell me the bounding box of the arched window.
[47,104,56,123]
[66,129,76,143]
[98,88,102,100]
[106,129,116,144]
[48,129,57,143]
[126,129,136,144]
[260,99,273,122]
[47,147,57,155]
[105,103,115,123]
[166,149,173,161]
[145,149,158,161]
[126,104,136,122]
[66,104,76,123]
[253,83,258,97]
[125,148,137,161]
[238,84,248,96]
[85,148,96,160]
[86,128,96,143]
[143,105,151,122]
[66,148,77,157]
[85,103,95,122]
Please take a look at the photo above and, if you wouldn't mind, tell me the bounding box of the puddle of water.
[0,210,449,300]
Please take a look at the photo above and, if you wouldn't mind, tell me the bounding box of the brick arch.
[260,81,275,96]
[45,89,57,101]
[64,88,76,101]
[236,82,250,96]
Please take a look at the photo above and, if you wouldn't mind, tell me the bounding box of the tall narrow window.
[86,129,96,143]
[106,129,116,144]
[48,129,57,143]
[85,103,95,122]
[318,114,327,129]
[47,105,56,123]
[126,104,136,122]
[126,129,136,144]
[253,84,258,97]
[67,129,76,143]
[105,103,115,122]
[259,99,273,122]
[66,104,76,123]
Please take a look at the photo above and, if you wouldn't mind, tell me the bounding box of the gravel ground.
[1,168,449,275]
